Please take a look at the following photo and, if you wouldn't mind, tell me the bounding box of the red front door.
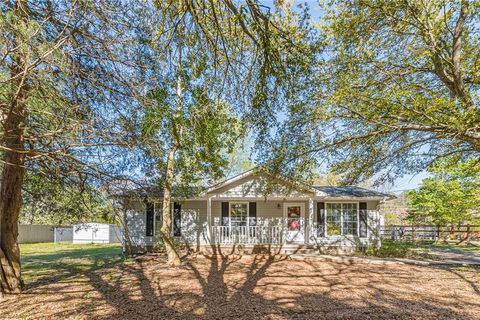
[284,203,305,243]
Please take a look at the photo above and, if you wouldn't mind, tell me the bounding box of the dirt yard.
[1,251,479,319]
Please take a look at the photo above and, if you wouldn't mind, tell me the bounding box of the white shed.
[72,223,122,244]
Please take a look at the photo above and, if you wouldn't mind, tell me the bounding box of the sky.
[256,0,428,192]
[387,171,430,193]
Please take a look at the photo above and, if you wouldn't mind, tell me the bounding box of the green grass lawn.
[20,242,124,285]
[19,241,478,286]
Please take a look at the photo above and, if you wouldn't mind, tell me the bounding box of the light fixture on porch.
[277,203,281,209]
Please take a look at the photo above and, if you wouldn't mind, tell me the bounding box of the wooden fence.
[381,224,480,242]
[18,225,55,243]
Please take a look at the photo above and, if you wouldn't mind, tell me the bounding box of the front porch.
[209,219,379,246]
[199,171,386,248]
[205,198,381,246]
[124,170,389,251]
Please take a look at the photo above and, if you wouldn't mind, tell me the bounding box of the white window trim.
[325,202,359,237]
[153,202,176,237]
[229,201,250,229]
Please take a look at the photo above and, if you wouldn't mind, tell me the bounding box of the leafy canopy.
[408,158,480,224]
[323,0,480,184]
[138,0,316,193]
[139,5,245,193]
[270,0,480,185]
[21,173,112,225]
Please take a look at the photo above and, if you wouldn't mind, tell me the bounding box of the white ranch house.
[118,169,393,253]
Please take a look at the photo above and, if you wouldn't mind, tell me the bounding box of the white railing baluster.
[212,224,289,245]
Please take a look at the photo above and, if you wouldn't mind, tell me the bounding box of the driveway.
[412,244,480,265]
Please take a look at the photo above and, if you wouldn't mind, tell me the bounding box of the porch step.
[274,244,318,255]
[280,247,321,255]
[280,245,356,255]
[201,244,357,255]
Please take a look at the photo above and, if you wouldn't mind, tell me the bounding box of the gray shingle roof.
[109,172,394,200]
[313,186,393,198]
[107,179,162,198]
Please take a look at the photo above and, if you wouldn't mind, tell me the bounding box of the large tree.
[0,0,143,295]
[408,157,480,224]
[270,0,480,185]
[322,0,480,184]
[141,14,243,266]
[140,1,314,265]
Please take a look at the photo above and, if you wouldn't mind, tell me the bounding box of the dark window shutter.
[221,202,229,226]
[359,202,367,238]
[173,202,181,237]
[249,202,257,226]
[317,202,325,237]
[146,202,154,237]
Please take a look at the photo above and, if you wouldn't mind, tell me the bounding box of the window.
[326,203,358,236]
[230,202,248,227]
[326,203,342,235]
[154,203,181,236]
[342,203,357,235]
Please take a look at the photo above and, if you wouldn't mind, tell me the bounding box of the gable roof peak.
[205,167,316,194]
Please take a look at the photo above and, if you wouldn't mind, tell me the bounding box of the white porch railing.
[212,226,283,244]
[210,209,382,245]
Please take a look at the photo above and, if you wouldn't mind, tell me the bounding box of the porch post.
[207,196,212,243]
[308,198,313,245]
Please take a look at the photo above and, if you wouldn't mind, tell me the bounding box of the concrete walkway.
[290,246,480,266]
[419,246,480,265]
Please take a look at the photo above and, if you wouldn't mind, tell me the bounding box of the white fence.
[18,225,55,243]
[17,223,122,244]
[54,227,74,242]
[72,223,122,244]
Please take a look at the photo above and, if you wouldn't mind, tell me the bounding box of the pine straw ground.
[1,252,479,320]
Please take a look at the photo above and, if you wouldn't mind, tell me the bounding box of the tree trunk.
[0,106,27,296]
[160,32,184,267]
[0,68,27,296]
[120,207,135,256]
[161,145,181,267]
[0,155,25,295]
[0,0,29,297]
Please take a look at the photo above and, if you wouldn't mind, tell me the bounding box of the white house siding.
[180,200,207,225]
[120,171,386,250]
[210,173,312,199]
[176,200,209,246]
[125,200,155,248]
[123,198,382,249]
